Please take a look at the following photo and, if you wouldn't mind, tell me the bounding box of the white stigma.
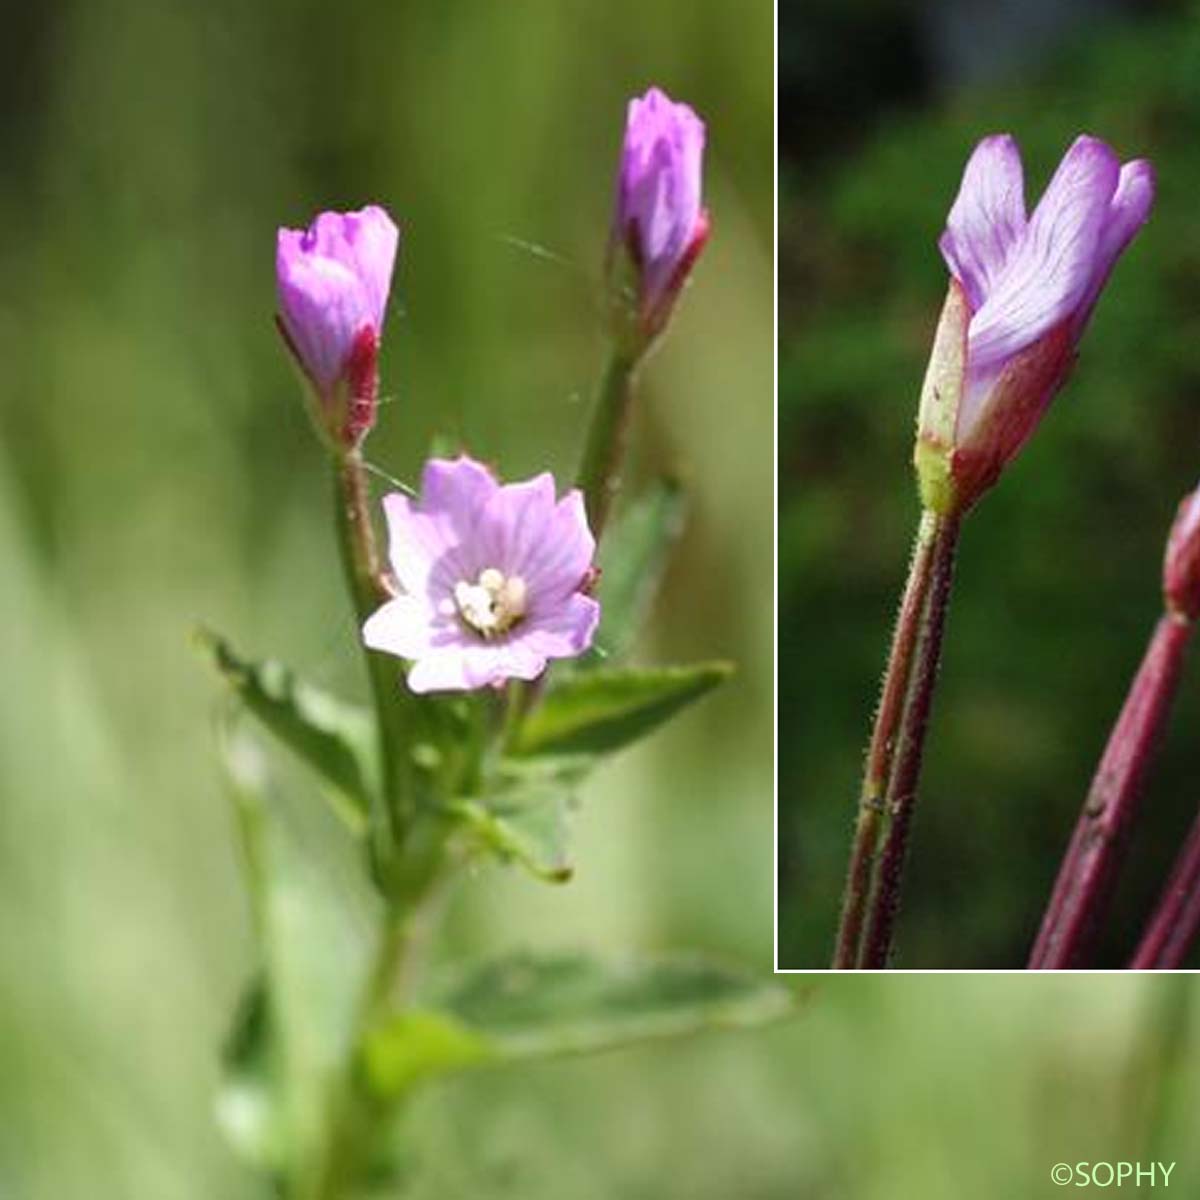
[454,567,528,638]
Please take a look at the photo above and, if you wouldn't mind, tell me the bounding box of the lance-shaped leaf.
[361,951,797,1101]
[509,663,733,758]
[195,626,379,832]
[591,478,686,664]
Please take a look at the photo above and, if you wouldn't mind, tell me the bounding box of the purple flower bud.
[610,87,708,343]
[1165,484,1200,620]
[276,205,399,449]
[362,456,600,693]
[917,135,1153,513]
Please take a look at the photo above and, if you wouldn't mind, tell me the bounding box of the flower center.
[453,567,528,639]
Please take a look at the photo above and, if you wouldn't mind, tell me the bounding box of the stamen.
[454,567,528,638]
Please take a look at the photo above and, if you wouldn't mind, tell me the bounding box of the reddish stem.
[1029,614,1193,970]
[1129,806,1200,969]
[857,511,961,968]
[833,509,939,967]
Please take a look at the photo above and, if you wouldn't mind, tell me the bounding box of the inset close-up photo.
[779,0,1200,969]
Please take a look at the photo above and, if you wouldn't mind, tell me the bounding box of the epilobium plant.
[199,89,788,1199]
[834,132,1155,969]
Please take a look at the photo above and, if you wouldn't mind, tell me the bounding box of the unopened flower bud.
[916,134,1153,515]
[608,87,708,352]
[1164,485,1200,620]
[276,205,398,452]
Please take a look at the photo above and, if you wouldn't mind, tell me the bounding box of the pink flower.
[276,205,399,448]
[920,135,1153,512]
[611,87,709,342]
[1164,483,1200,620]
[363,457,600,693]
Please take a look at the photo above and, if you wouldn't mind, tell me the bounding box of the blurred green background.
[779,0,1200,968]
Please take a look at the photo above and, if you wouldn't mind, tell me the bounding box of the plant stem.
[1029,613,1193,969]
[305,908,413,1200]
[333,451,413,839]
[833,508,940,967]
[1129,805,1200,969]
[577,350,638,542]
[856,509,961,968]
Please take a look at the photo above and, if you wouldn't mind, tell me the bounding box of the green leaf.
[196,626,379,832]
[592,478,686,664]
[360,1010,495,1098]
[360,952,797,1101]
[216,723,370,1175]
[510,663,734,758]
[448,787,575,883]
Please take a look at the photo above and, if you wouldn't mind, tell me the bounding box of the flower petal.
[523,593,601,658]
[362,595,439,660]
[476,473,558,578]
[618,87,706,308]
[939,134,1027,311]
[967,135,1120,374]
[276,242,371,389]
[517,490,596,605]
[1074,158,1155,332]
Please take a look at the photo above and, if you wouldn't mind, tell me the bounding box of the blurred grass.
[779,2,1200,968]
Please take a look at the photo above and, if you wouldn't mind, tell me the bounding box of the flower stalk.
[1129,806,1200,969]
[333,451,413,843]
[578,351,639,541]
[1029,613,1193,969]
[833,508,940,966]
[855,509,961,968]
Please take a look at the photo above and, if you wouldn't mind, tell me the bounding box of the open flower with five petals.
[363,456,600,693]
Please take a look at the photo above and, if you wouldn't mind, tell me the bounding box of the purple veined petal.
[362,595,441,660]
[1074,158,1155,333]
[475,473,559,578]
[334,206,400,332]
[966,135,1121,376]
[276,244,372,389]
[522,500,597,606]
[522,593,602,658]
[938,134,1027,311]
[419,457,500,543]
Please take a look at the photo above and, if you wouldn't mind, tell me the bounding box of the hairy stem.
[333,451,413,839]
[1030,613,1193,970]
[856,510,961,968]
[577,350,639,543]
[833,509,939,968]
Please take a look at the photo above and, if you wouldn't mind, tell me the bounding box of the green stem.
[833,508,939,967]
[305,909,413,1200]
[577,350,639,542]
[332,451,413,840]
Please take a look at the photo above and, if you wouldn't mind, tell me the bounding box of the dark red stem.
[1129,805,1200,969]
[1029,614,1193,970]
